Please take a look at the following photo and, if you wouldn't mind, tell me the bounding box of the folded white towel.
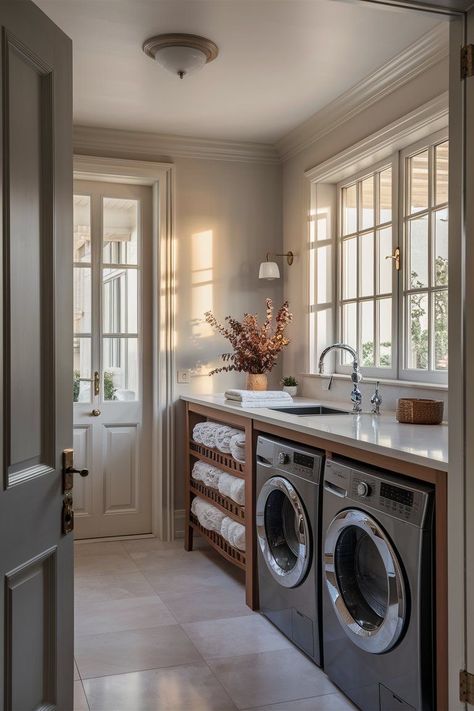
[218,472,245,506]
[191,461,221,489]
[191,497,225,533]
[225,389,293,402]
[221,516,246,551]
[230,398,293,409]
[215,425,242,453]
[229,432,246,463]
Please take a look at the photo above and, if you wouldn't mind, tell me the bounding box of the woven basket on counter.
[396,398,444,425]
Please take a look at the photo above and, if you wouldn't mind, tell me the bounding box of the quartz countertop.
[181,394,448,470]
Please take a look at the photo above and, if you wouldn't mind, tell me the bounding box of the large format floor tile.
[75,571,156,604]
[83,663,238,711]
[75,551,139,578]
[143,558,242,595]
[159,582,252,623]
[208,648,336,709]
[73,536,347,711]
[75,595,176,636]
[75,624,201,679]
[182,614,292,659]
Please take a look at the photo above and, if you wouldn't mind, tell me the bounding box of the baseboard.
[174,509,185,539]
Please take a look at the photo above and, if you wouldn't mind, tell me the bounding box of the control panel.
[324,458,431,528]
[256,436,323,483]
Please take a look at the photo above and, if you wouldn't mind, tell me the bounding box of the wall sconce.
[258,252,294,280]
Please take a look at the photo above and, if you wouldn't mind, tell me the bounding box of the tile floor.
[73,537,355,711]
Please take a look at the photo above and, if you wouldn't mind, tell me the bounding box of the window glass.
[338,165,393,371]
[103,198,139,265]
[409,150,429,214]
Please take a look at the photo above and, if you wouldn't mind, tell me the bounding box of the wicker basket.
[396,398,444,425]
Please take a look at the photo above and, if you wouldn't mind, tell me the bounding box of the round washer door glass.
[256,476,311,588]
[324,509,407,653]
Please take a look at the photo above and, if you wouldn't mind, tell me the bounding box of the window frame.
[333,129,448,384]
[335,156,399,380]
[399,129,449,384]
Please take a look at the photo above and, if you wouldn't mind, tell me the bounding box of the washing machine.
[322,457,435,711]
[256,435,324,666]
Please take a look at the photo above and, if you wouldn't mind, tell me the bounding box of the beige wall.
[281,58,449,405]
[73,135,282,511]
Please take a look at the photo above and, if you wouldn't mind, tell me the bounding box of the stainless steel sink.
[268,405,350,416]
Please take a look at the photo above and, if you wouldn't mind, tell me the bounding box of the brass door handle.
[77,371,100,396]
[91,409,101,417]
[385,247,400,271]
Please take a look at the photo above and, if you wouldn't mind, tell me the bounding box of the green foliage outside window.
[359,256,448,371]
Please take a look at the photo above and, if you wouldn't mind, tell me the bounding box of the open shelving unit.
[184,401,257,609]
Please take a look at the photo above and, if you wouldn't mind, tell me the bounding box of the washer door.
[256,475,311,589]
[324,509,407,653]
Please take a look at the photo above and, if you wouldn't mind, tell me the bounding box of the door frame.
[73,155,176,541]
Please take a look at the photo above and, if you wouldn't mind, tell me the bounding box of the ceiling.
[34,0,442,144]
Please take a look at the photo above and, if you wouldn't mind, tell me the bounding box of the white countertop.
[181,394,448,470]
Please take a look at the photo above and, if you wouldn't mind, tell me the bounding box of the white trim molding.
[305,92,448,184]
[73,126,279,165]
[276,23,449,162]
[74,155,176,542]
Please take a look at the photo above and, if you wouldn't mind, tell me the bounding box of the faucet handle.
[370,381,382,415]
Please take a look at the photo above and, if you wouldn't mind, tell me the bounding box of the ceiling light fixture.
[142,33,219,79]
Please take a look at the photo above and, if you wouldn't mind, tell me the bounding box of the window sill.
[301,372,448,392]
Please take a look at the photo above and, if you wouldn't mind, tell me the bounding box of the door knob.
[91,409,101,417]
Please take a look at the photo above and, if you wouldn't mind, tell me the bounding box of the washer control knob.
[278,451,289,465]
[357,481,371,497]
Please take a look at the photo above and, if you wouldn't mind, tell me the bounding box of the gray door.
[0,2,73,710]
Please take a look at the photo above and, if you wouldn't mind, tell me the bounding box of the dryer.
[322,457,435,711]
[256,435,324,666]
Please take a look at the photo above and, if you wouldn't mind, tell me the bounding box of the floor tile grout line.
[78,658,212,683]
[179,623,240,711]
[238,688,350,710]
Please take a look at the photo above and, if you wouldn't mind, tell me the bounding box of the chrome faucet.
[318,343,363,413]
[371,381,382,415]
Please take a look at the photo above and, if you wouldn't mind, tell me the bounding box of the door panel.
[0,3,73,709]
[103,425,139,513]
[73,180,152,539]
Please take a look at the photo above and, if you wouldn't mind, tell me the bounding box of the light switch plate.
[177,369,191,384]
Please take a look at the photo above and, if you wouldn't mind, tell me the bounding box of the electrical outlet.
[177,369,191,384]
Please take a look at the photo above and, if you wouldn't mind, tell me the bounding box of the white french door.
[72,180,153,539]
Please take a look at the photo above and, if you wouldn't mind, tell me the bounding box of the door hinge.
[460,669,474,704]
[461,45,474,80]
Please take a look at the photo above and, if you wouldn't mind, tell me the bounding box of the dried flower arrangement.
[205,299,293,376]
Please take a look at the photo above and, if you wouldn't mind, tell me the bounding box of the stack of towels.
[192,422,246,463]
[192,461,245,506]
[191,497,246,551]
[224,389,293,409]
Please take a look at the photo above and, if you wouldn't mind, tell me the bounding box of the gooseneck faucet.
[318,343,363,413]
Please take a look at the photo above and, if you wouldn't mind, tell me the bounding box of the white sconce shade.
[259,261,280,280]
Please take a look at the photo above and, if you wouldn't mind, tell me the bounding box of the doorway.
[73,180,153,538]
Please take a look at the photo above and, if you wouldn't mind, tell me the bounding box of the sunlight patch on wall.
[191,229,214,339]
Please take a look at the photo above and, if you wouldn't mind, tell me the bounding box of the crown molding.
[305,92,448,183]
[276,23,449,162]
[73,125,279,165]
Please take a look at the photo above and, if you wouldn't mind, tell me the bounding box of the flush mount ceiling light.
[142,33,219,79]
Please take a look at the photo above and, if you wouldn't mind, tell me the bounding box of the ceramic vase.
[246,373,268,391]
